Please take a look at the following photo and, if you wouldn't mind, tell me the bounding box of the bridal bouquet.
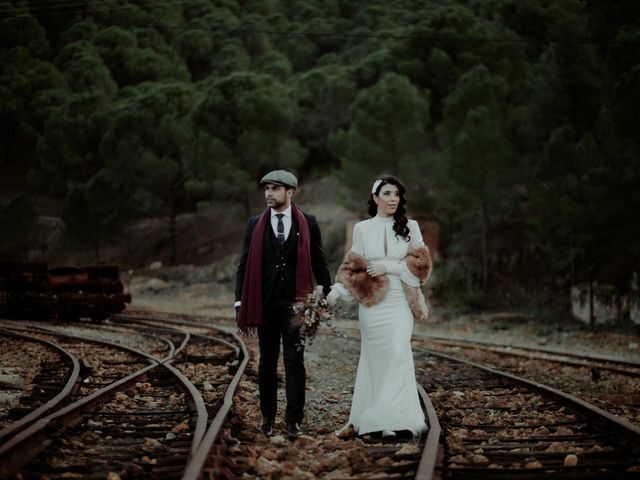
[292,286,343,350]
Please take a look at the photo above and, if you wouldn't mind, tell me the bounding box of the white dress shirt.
[270,205,292,241]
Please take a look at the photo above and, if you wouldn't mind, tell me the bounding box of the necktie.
[276,213,285,245]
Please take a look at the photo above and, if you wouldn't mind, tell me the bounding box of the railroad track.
[0,323,188,478]
[327,325,640,478]
[413,335,640,426]
[169,318,640,479]
[0,328,79,440]
[414,346,640,479]
[35,320,184,361]
[339,325,640,376]
[4,312,638,479]
[0,324,157,441]
[0,316,248,479]
[110,314,251,480]
[343,324,640,423]
[419,335,640,377]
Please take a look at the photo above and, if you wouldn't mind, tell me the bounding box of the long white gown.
[333,215,427,435]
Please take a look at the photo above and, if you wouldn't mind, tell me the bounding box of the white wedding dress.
[332,215,428,436]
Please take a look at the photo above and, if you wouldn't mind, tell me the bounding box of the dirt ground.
[129,274,640,363]
[119,271,640,478]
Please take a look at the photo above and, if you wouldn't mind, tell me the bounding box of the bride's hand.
[326,289,340,306]
[366,262,387,277]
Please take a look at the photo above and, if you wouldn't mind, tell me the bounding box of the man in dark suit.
[235,170,332,440]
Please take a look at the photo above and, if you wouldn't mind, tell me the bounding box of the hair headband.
[371,179,383,194]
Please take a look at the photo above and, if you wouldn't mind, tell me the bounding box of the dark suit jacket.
[235,210,332,306]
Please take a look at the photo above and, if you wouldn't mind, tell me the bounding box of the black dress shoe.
[287,422,303,440]
[260,418,273,436]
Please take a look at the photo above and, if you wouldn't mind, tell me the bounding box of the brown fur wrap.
[402,284,429,321]
[336,246,432,320]
[404,245,432,285]
[403,245,432,320]
[335,251,389,307]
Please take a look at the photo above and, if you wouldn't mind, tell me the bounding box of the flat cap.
[260,170,298,189]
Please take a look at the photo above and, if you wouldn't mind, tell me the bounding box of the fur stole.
[402,245,432,321]
[335,251,389,307]
[336,246,433,320]
[404,245,432,285]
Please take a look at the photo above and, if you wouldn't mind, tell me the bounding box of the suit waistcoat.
[262,216,299,304]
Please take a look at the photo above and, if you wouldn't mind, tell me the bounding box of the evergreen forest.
[1,0,639,311]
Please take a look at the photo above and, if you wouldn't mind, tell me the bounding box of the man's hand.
[235,305,240,322]
[366,262,387,277]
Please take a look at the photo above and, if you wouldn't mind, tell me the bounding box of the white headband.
[371,179,383,194]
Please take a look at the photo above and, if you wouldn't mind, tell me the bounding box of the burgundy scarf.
[237,203,313,335]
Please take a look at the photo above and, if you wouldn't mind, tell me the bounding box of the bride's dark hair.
[367,175,410,241]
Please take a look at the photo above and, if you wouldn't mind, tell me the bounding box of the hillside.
[2,1,639,321]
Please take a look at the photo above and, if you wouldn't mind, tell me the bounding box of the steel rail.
[424,337,640,377]
[422,333,640,369]
[7,323,166,364]
[411,345,640,478]
[112,313,246,468]
[0,363,156,477]
[415,384,442,480]
[160,360,209,457]
[19,323,208,444]
[112,314,240,352]
[0,327,81,443]
[174,330,191,357]
[97,319,190,361]
[0,320,208,478]
[58,321,179,361]
[338,324,640,371]
[107,319,191,358]
[156,332,177,360]
[181,328,249,480]
[344,322,640,378]
[110,314,242,377]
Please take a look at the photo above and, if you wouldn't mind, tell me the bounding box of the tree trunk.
[244,191,252,219]
[589,272,595,331]
[481,202,490,291]
[2,120,11,165]
[569,234,575,286]
[467,265,474,295]
[169,199,178,264]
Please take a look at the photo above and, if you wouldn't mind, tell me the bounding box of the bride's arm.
[372,220,431,286]
[327,282,353,304]
[401,220,432,285]
[327,222,363,304]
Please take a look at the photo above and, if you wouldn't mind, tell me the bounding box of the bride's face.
[374,184,400,217]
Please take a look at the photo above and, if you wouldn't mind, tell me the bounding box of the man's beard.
[267,198,286,209]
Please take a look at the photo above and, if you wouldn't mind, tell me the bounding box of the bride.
[327,175,432,438]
